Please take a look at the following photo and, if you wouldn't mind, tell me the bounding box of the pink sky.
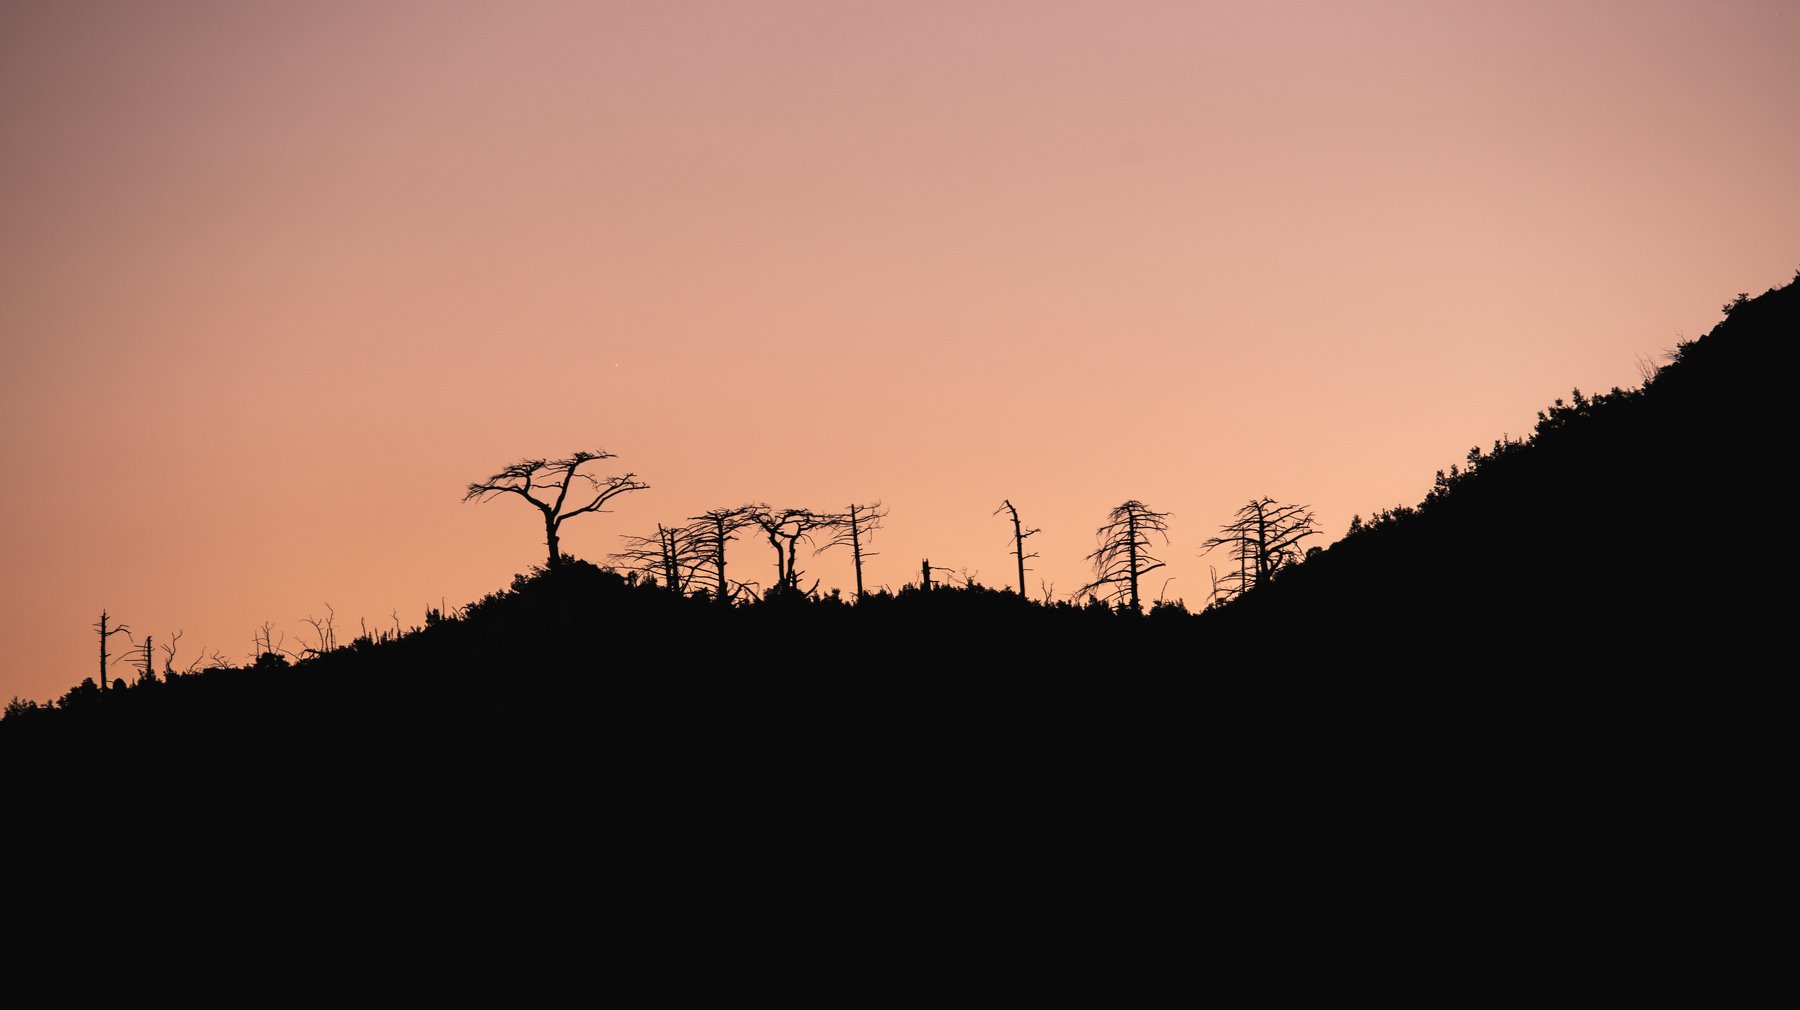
[3,1,1796,701]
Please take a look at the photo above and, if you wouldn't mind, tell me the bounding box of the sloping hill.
[1202,273,1798,664]
[3,275,1790,967]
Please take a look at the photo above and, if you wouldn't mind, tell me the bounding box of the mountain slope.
[1201,273,1798,664]
[3,274,1791,966]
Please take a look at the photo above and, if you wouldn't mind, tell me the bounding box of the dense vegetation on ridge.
[1197,277,1795,663]
[3,275,1791,960]
[13,272,1793,716]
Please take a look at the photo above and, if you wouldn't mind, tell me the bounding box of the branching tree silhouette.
[1078,501,1171,612]
[612,522,710,592]
[463,449,649,569]
[918,558,957,591]
[818,502,887,600]
[252,621,294,664]
[299,605,337,659]
[685,506,760,605]
[159,630,206,678]
[94,610,130,694]
[134,634,156,685]
[1200,497,1318,601]
[751,506,844,594]
[116,632,156,686]
[994,500,1040,598]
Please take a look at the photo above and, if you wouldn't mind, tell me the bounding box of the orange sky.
[3,1,1796,701]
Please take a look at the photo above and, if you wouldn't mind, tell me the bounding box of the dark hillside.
[4,277,1790,970]
[1202,274,1798,665]
[1,574,1232,964]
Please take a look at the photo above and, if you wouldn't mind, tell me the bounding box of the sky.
[2,0,1796,702]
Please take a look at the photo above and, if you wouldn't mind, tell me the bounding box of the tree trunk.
[1125,509,1140,611]
[848,505,865,599]
[713,517,729,604]
[545,515,561,569]
[1254,503,1269,587]
[659,526,677,589]
[1007,504,1027,596]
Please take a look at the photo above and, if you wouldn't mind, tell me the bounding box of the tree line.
[37,261,1781,719]
[464,449,1320,614]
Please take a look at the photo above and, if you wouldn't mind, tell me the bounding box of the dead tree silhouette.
[135,634,156,685]
[1078,501,1171,612]
[463,449,649,569]
[1200,497,1318,601]
[994,500,1040,598]
[751,506,844,594]
[158,630,206,678]
[612,522,710,592]
[918,558,956,591]
[819,502,887,600]
[299,606,337,659]
[94,611,131,694]
[685,506,761,605]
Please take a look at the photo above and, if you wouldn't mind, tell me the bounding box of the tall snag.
[994,500,1040,598]
[818,502,887,600]
[1078,501,1171,612]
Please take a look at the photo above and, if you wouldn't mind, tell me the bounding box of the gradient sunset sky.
[3,1,1796,701]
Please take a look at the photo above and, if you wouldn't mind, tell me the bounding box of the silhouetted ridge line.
[4,275,1793,958]
[1199,271,1798,660]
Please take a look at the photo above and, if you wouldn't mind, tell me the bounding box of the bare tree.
[818,502,887,600]
[94,610,131,694]
[252,621,298,664]
[1078,501,1172,612]
[138,634,156,684]
[612,522,710,593]
[159,630,208,678]
[463,449,649,569]
[160,630,182,678]
[119,632,157,686]
[681,506,760,605]
[918,558,957,592]
[1200,497,1318,602]
[751,506,844,594]
[994,500,1040,598]
[299,604,338,659]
